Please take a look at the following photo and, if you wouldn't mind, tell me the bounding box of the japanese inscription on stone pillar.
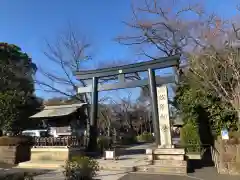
[157,85,172,148]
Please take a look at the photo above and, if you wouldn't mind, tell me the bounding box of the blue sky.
[0,0,239,101]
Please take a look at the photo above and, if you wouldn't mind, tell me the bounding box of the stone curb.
[130,171,187,176]
[16,163,64,169]
[99,165,135,173]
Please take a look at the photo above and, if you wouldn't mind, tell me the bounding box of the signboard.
[221,129,229,140]
[105,150,114,160]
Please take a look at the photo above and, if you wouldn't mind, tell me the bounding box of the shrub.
[120,134,137,145]
[97,136,111,152]
[0,136,34,146]
[63,156,99,180]
[180,122,201,153]
[136,132,154,142]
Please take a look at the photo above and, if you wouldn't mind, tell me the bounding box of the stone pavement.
[94,171,128,180]
[33,169,63,180]
[33,167,240,180]
[0,168,52,178]
[119,167,240,180]
[33,169,128,180]
[3,143,240,179]
[17,143,153,170]
[98,154,147,171]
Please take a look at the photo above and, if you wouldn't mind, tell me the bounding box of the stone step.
[136,165,187,174]
[153,148,185,155]
[153,159,187,167]
[98,159,151,173]
[154,154,184,160]
[17,161,64,169]
[99,164,135,172]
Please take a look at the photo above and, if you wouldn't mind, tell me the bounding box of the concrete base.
[136,165,186,174]
[157,145,175,149]
[17,160,64,169]
[145,148,187,174]
[186,153,202,160]
[31,146,85,161]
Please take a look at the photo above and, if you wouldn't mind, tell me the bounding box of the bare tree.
[98,102,115,136]
[110,92,138,133]
[36,26,92,101]
[114,0,211,109]
[36,25,142,99]
[188,45,240,128]
[36,26,113,120]
[177,6,240,129]
[116,1,238,107]
[44,97,69,106]
[116,0,229,60]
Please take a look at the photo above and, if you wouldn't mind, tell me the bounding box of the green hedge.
[136,132,154,142]
[119,134,137,145]
[180,122,201,153]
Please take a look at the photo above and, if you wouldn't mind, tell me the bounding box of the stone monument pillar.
[157,85,173,148]
[144,85,187,174]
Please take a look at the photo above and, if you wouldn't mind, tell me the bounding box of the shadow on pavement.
[117,143,155,156]
[188,147,214,173]
[120,149,146,155]
[97,172,128,177]
[0,168,53,179]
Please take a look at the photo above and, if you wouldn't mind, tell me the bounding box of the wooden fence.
[33,136,85,147]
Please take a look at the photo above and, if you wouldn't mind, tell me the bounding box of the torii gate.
[75,55,180,150]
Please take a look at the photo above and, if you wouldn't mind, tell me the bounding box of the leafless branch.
[117,0,229,59]
[188,45,240,115]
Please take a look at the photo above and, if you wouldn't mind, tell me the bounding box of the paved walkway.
[33,170,128,180]
[2,143,240,180]
[33,167,240,180]
[34,169,63,180]
[119,167,240,180]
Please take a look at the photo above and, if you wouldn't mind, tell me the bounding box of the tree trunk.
[237,110,240,131]
[107,126,111,137]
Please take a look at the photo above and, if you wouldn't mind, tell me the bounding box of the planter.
[186,153,202,160]
[0,136,33,165]
[0,145,31,165]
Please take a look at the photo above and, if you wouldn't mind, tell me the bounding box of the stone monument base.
[157,144,175,149]
[144,147,188,174]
